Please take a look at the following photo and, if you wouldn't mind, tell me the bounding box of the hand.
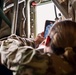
[34,32,45,47]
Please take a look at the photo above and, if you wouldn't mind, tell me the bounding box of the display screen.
[44,20,54,38]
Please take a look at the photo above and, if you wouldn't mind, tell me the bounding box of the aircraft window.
[35,2,61,36]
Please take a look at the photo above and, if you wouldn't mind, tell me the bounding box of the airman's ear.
[45,36,51,46]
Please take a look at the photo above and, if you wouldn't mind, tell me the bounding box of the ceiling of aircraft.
[3,0,76,20]
[0,0,76,38]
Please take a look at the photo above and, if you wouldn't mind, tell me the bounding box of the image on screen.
[44,20,54,38]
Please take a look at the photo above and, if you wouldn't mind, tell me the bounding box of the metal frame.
[52,0,69,18]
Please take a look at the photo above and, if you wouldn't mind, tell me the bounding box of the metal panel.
[52,0,69,18]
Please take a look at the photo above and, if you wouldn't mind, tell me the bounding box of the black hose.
[0,0,4,27]
[0,8,11,28]
[0,0,11,28]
